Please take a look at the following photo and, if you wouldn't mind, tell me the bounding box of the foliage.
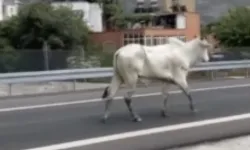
[201,22,218,37]
[67,46,101,68]
[94,0,127,30]
[0,1,99,72]
[213,7,250,47]
[125,13,153,24]
[12,1,91,50]
[171,4,187,13]
[0,18,20,72]
[0,38,19,72]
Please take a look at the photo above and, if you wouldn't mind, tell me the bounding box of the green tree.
[88,0,127,30]
[0,38,19,72]
[0,17,20,72]
[0,1,97,71]
[213,7,250,47]
[14,1,90,50]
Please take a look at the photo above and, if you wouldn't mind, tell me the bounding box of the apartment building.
[91,0,200,52]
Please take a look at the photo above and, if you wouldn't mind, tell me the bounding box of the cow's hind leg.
[175,77,197,113]
[101,75,121,123]
[161,82,170,117]
[124,75,142,122]
[124,90,142,122]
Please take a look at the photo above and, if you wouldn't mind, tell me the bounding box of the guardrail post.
[246,68,249,78]
[209,71,214,80]
[73,80,76,91]
[8,84,12,96]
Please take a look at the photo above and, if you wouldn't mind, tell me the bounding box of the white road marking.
[1,83,250,113]
[25,112,250,150]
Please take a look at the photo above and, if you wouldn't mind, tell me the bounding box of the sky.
[197,0,250,24]
[119,0,250,24]
[19,0,250,24]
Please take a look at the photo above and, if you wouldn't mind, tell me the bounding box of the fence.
[0,50,114,73]
[2,47,250,73]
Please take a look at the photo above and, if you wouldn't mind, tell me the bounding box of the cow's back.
[114,44,146,85]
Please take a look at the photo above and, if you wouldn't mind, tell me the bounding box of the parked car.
[209,52,244,61]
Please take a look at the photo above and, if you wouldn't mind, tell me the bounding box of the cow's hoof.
[161,110,169,118]
[101,117,107,124]
[133,117,142,122]
[191,108,199,114]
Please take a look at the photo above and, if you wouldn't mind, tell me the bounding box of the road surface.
[0,78,250,150]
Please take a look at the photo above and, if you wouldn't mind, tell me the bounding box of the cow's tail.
[102,86,109,99]
[102,51,123,99]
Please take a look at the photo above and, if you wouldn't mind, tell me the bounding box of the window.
[10,8,13,14]
[178,36,186,41]
[145,36,152,46]
[123,33,145,45]
[153,37,157,45]
[161,37,167,44]
[173,36,186,42]
[135,0,145,13]
[149,0,159,12]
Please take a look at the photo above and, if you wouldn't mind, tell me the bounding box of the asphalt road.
[1,78,250,150]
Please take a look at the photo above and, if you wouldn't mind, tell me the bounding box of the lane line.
[0,83,250,113]
[25,112,250,150]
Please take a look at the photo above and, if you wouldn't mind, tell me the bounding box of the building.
[0,0,20,21]
[91,12,200,53]
[162,0,196,13]
[91,0,200,52]
[119,0,196,15]
[51,0,103,32]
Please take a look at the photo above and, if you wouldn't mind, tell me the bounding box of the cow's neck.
[181,39,201,68]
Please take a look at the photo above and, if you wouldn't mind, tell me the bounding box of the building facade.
[91,12,200,52]
[119,0,196,15]
[90,0,199,52]
[51,0,103,32]
[0,0,20,21]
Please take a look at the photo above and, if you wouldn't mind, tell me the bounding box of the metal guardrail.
[0,60,250,85]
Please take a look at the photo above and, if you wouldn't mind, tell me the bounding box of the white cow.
[101,36,214,123]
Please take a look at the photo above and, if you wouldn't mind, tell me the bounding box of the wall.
[184,12,200,40]
[144,28,186,37]
[0,0,3,20]
[0,0,19,21]
[88,3,103,33]
[52,1,103,32]
[91,32,123,52]
[3,4,18,19]
[179,0,196,12]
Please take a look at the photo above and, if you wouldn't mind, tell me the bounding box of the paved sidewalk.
[170,135,250,150]
[0,82,108,97]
